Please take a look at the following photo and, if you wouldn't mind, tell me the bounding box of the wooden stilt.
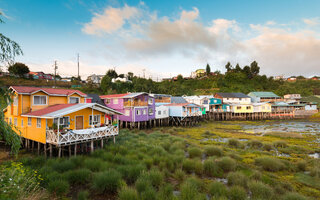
[91,140,94,153]
[37,142,40,155]
[113,136,116,144]
[44,143,47,158]
[69,145,71,157]
[49,144,52,157]
[74,144,77,156]
[58,147,61,158]
[32,140,34,152]
[101,139,104,148]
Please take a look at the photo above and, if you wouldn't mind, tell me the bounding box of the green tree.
[235,63,241,73]
[106,69,118,79]
[225,62,233,73]
[8,62,29,77]
[127,72,134,80]
[250,61,260,77]
[100,76,113,93]
[206,63,211,75]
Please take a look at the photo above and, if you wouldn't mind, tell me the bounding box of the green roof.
[248,92,280,98]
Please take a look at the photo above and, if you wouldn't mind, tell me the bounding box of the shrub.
[247,140,263,149]
[205,146,223,157]
[174,169,186,182]
[140,186,157,200]
[118,187,139,200]
[148,169,164,189]
[51,159,76,172]
[296,160,307,172]
[135,176,152,194]
[48,179,70,196]
[84,158,103,172]
[273,141,288,148]
[92,170,122,194]
[188,147,202,158]
[208,181,227,198]
[158,184,175,200]
[184,177,206,192]
[144,158,153,169]
[65,168,91,184]
[281,192,308,200]
[255,157,285,172]
[228,186,247,200]
[250,171,262,181]
[179,181,206,200]
[263,143,273,151]
[182,159,195,173]
[117,165,145,184]
[248,181,274,200]
[194,160,203,175]
[310,166,320,178]
[227,172,248,188]
[77,190,89,200]
[217,157,236,172]
[203,159,223,177]
[228,139,241,148]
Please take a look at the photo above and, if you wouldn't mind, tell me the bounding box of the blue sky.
[1,0,320,79]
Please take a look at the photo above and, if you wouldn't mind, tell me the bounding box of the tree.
[235,63,241,73]
[100,76,113,93]
[0,13,22,155]
[225,62,233,73]
[250,61,260,77]
[206,63,211,75]
[127,72,134,80]
[8,62,29,77]
[106,69,118,79]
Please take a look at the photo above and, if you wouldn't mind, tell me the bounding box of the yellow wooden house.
[4,86,122,149]
[229,103,254,113]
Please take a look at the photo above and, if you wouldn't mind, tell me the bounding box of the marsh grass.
[227,171,248,188]
[47,179,69,197]
[208,181,227,198]
[118,187,139,200]
[228,186,247,200]
[188,147,202,158]
[248,181,274,200]
[255,157,286,172]
[92,169,122,194]
[205,145,223,157]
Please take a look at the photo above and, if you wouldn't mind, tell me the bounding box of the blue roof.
[171,96,188,104]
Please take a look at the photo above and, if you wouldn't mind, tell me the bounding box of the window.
[13,96,18,106]
[21,119,24,127]
[14,118,17,126]
[136,110,141,115]
[148,98,153,104]
[113,99,118,104]
[203,100,208,104]
[246,106,251,110]
[37,118,41,128]
[149,108,154,115]
[28,117,32,126]
[54,117,70,128]
[158,111,161,115]
[125,110,130,116]
[89,115,101,125]
[262,106,265,110]
[105,99,111,104]
[9,118,12,125]
[69,97,80,104]
[237,106,241,110]
[163,110,167,115]
[214,100,217,103]
[239,98,242,101]
[33,96,47,105]
[143,109,147,115]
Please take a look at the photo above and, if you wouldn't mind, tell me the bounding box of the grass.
[8,121,318,200]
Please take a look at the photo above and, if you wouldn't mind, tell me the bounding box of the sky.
[1,0,320,80]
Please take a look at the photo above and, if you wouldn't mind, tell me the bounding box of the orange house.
[4,86,122,147]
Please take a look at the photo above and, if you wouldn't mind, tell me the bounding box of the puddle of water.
[309,153,319,159]
[200,137,228,143]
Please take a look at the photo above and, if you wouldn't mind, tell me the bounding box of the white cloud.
[303,17,320,26]
[82,4,139,35]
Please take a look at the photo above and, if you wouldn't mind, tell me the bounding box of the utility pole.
[142,69,146,79]
[77,53,80,80]
[54,61,58,88]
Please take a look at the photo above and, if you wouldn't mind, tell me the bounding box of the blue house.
[165,103,202,117]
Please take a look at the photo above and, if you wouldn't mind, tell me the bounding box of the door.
[75,116,84,130]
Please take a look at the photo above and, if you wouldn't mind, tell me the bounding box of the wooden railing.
[46,125,118,146]
[124,101,148,107]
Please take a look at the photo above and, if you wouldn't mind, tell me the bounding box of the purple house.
[100,92,155,122]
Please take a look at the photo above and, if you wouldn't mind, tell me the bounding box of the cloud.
[82,4,139,35]
[303,17,320,26]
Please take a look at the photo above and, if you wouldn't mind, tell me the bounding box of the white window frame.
[33,95,47,105]
[14,118,17,126]
[37,118,41,128]
[113,99,118,104]
[89,115,101,125]
[163,110,167,115]
[136,110,141,115]
[28,117,32,126]
[148,108,154,115]
[143,109,147,115]
[13,96,18,106]
[21,119,24,127]
[69,97,80,104]
[125,110,130,116]
[158,110,161,115]
[9,118,12,125]
[148,98,153,105]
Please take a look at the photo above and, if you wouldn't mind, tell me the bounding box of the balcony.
[124,101,148,107]
[46,125,118,146]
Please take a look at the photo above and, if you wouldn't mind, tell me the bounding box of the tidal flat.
[1,120,319,200]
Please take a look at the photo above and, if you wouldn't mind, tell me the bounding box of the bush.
[48,179,70,196]
[140,186,157,200]
[250,171,262,181]
[205,146,223,157]
[296,160,307,172]
[281,192,308,200]
[182,159,195,173]
[217,157,236,172]
[248,181,274,200]
[228,186,247,200]
[77,190,89,200]
[188,147,202,158]
[92,170,122,194]
[255,157,285,172]
[174,169,186,182]
[184,177,206,192]
[84,158,103,172]
[179,181,206,200]
[158,184,175,200]
[247,140,263,149]
[66,168,91,184]
[51,159,76,172]
[263,143,273,151]
[203,159,223,177]
[228,139,241,148]
[135,176,152,194]
[227,172,248,188]
[118,187,139,200]
[273,141,288,148]
[208,181,227,198]
[117,165,145,184]
[194,160,203,175]
[148,169,164,189]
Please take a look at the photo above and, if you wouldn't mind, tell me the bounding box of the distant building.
[287,76,297,82]
[61,77,72,82]
[247,92,281,103]
[274,75,285,80]
[214,93,251,104]
[28,72,54,80]
[111,77,132,83]
[311,76,320,81]
[191,69,206,78]
[284,94,301,103]
[87,74,104,84]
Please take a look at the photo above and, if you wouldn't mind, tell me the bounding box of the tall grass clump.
[48,179,70,196]
[140,187,157,200]
[135,176,152,194]
[205,145,223,157]
[77,190,89,200]
[118,187,139,200]
[217,157,236,172]
[194,159,203,175]
[179,178,206,200]
[227,171,248,188]
[248,181,274,200]
[273,141,288,148]
[65,168,91,184]
[158,184,175,200]
[203,159,223,177]
[148,169,164,189]
[188,147,202,158]
[296,160,307,172]
[255,157,285,172]
[51,159,76,172]
[182,159,195,173]
[281,192,308,200]
[83,158,103,172]
[228,186,247,200]
[92,169,122,194]
[174,169,186,182]
[117,164,145,184]
[228,139,241,148]
[208,181,227,198]
[247,140,263,149]
[263,143,273,151]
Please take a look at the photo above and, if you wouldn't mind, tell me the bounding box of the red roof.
[23,104,75,117]
[10,86,87,97]
[100,93,128,99]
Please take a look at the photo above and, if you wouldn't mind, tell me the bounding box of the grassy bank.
[1,121,319,199]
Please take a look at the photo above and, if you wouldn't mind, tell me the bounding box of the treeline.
[81,61,320,97]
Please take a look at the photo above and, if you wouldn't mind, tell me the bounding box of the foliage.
[8,62,29,77]
[208,181,228,198]
[118,187,139,200]
[255,157,285,172]
[205,145,223,157]
[77,190,89,200]
[228,185,247,200]
[92,169,122,194]
[47,179,69,197]
[227,171,249,188]
[248,181,274,200]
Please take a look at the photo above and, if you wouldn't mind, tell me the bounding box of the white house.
[183,96,210,112]
[155,104,169,119]
[87,74,104,84]
[214,93,251,104]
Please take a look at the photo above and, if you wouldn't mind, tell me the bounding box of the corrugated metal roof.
[171,96,188,103]
[248,92,280,98]
[216,93,250,98]
[10,86,87,96]
[100,92,148,99]
[87,94,106,106]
